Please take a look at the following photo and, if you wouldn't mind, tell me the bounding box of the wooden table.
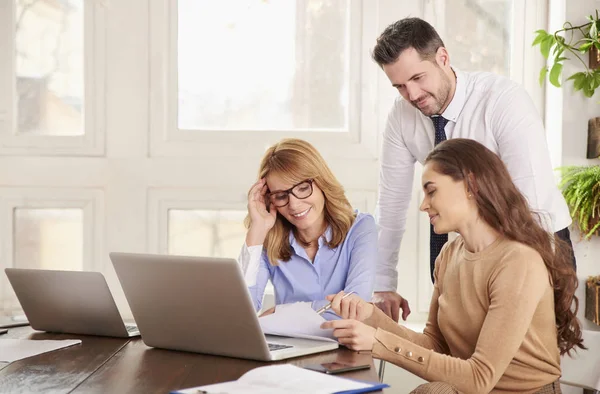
[0,326,388,393]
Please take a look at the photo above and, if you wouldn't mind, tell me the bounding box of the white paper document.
[0,338,82,363]
[173,364,382,394]
[259,302,336,342]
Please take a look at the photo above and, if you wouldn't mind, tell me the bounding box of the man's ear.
[436,47,450,67]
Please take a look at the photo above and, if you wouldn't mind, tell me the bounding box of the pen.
[316,291,355,315]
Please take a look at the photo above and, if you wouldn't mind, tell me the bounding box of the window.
[168,210,247,258]
[178,0,351,132]
[14,208,84,270]
[0,189,103,314]
[425,0,513,76]
[15,0,84,136]
[149,0,378,158]
[0,0,105,155]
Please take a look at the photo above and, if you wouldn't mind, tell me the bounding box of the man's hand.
[371,291,411,322]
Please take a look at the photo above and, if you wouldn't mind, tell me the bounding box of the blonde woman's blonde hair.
[245,138,356,265]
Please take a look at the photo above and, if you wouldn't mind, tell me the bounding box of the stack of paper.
[259,302,336,342]
[172,364,388,394]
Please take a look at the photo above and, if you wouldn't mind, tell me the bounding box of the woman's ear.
[466,173,478,198]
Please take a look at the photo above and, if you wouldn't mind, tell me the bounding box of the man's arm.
[490,82,570,233]
[374,105,417,321]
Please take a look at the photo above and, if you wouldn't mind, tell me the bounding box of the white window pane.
[168,210,247,258]
[177,0,350,131]
[15,0,84,136]
[441,0,513,76]
[13,208,84,270]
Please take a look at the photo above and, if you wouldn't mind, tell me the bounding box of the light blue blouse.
[240,212,377,320]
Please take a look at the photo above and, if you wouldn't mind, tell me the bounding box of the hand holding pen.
[319,291,374,321]
[316,291,355,315]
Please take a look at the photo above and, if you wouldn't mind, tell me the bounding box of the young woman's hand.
[325,291,374,322]
[246,178,277,245]
[321,319,376,351]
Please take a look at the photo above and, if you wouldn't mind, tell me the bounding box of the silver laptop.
[109,252,339,361]
[5,268,140,338]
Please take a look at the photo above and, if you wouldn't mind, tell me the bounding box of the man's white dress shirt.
[375,69,571,291]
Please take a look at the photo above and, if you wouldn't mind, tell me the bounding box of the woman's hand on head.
[325,291,374,322]
[246,178,277,244]
[321,319,376,351]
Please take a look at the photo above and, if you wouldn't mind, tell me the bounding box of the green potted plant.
[559,165,600,239]
[532,10,600,97]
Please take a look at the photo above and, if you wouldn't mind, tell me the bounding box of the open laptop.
[4,268,140,338]
[109,252,339,361]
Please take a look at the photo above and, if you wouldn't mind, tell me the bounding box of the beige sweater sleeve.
[369,250,550,394]
[364,259,450,354]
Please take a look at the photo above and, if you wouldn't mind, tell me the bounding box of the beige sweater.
[367,236,560,394]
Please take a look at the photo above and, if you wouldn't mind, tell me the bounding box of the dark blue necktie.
[429,116,449,283]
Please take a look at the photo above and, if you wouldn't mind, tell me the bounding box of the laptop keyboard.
[268,343,293,352]
[125,325,138,333]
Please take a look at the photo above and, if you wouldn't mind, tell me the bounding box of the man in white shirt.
[372,17,575,322]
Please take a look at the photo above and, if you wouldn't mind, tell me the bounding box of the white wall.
[547,0,600,331]
[547,0,600,393]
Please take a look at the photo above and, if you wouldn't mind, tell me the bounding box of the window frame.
[0,187,104,312]
[149,0,380,159]
[0,1,106,156]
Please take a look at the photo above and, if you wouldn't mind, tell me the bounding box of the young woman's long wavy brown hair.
[426,138,584,355]
[245,138,356,265]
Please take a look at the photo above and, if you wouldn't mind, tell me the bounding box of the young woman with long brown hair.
[322,139,583,393]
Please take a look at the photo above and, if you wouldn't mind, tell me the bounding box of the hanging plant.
[532,10,600,97]
[559,165,600,239]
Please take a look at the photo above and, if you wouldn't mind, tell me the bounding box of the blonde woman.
[239,138,376,320]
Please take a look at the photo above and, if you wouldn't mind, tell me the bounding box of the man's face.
[382,47,453,116]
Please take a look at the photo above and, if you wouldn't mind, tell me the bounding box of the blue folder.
[334,378,389,393]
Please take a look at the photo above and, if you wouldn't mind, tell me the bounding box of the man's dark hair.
[372,17,445,66]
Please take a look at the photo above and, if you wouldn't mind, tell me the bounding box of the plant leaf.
[549,63,563,87]
[540,36,555,59]
[590,22,598,41]
[567,72,586,91]
[538,67,548,86]
[579,42,593,52]
[583,86,595,97]
[532,30,548,46]
[592,74,600,90]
